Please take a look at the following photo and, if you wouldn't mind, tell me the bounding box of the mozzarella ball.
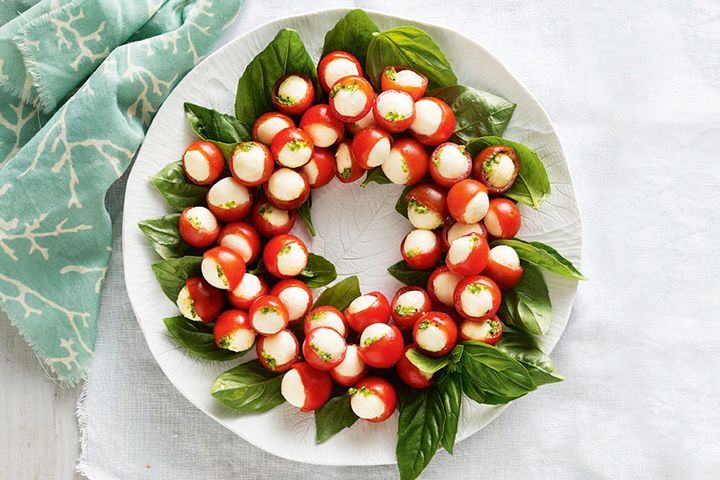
[176,286,200,321]
[208,177,250,211]
[308,309,347,336]
[376,90,414,120]
[260,330,298,368]
[350,107,376,131]
[220,232,253,263]
[348,295,378,315]
[276,241,308,277]
[302,159,320,184]
[460,283,494,317]
[252,306,286,335]
[350,389,386,420]
[307,328,346,362]
[403,229,437,257]
[382,147,410,184]
[394,290,427,317]
[395,69,424,87]
[366,137,391,168]
[484,210,503,238]
[360,323,392,346]
[183,149,210,182]
[259,203,290,229]
[408,201,443,230]
[256,116,293,145]
[277,286,311,322]
[231,273,263,301]
[201,257,228,289]
[415,323,447,353]
[434,144,470,179]
[333,87,368,118]
[410,99,442,136]
[184,206,218,232]
[431,270,462,306]
[448,235,477,265]
[268,168,306,202]
[332,344,365,378]
[232,143,267,183]
[486,153,516,188]
[324,58,361,90]
[447,222,484,245]
[489,245,521,268]
[461,319,494,340]
[303,123,339,148]
[277,75,309,104]
[277,140,312,168]
[460,191,489,223]
[335,142,353,177]
[281,368,306,408]
[221,327,256,352]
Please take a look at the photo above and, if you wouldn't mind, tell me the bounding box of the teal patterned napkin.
[0,0,244,385]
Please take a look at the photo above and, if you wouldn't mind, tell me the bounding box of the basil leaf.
[498,262,552,335]
[298,196,316,237]
[466,136,550,208]
[387,260,432,287]
[234,29,317,124]
[163,316,247,361]
[184,102,251,159]
[459,341,536,403]
[312,275,361,310]
[314,394,358,444]
[405,348,449,375]
[298,253,337,288]
[138,214,194,260]
[394,185,412,218]
[366,26,457,90]
[211,360,285,413]
[492,238,584,279]
[150,161,209,211]
[430,85,516,143]
[436,372,462,454]
[449,344,464,365]
[322,9,379,65]
[497,329,563,386]
[151,255,202,301]
[360,167,392,187]
[396,387,444,480]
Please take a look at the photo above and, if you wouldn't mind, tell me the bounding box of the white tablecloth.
[77,0,720,478]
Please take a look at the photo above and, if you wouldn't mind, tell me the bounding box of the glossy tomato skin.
[473,145,520,194]
[459,315,503,345]
[396,344,434,388]
[328,75,374,123]
[217,222,262,265]
[185,277,224,324]
[358,324,405,368]
[446,178,489,224]
[351,126,393,170]
[262,234,309,279]
[345,291,392,333]
[429,142,473,188]
[380,66,428,100]
[248,294,290,335]
[272,73,315,116]
[330,344,369,386]
[441,220,487,250]
[302,327,348,371]
[230,141,274,187]
[270,127,314,169]
[409,97,455,146]
[372,89,416,133]
[426,265,463,308]
[182,140,225,185]
[299,104,345,148]
[252,111,295,146]
[202,246,245,291]
[302,146,336,188]
[251,200,296,237]
[446,232,490,276]
[412,311,458,358]
[213,310,256,350]
[390,286,432,331]
[349,377,398,422]
[484,198,521,239]
[262,168,310,210]
[317,50,363,92]
[256,330,300,372]
[304,306,348,337]
[484,256,524,291]
[453,275,502,320]
[287,362,333,412]
[227,273,267,310]
[382,138,429,186]
[400,229,442,270]
[334,139,365,183]
[206,178,253,223]
[178,207,219,248]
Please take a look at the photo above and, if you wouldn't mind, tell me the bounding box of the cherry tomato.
[272,73,315,116]
[401,229,442,270]
[230,141,274,187]
[302,146,336,188]
[304,306,348,337]
[177,277,224,324]
[426,266,463,308]
[270,279,313,324]
[252,111,295,146]
[334,139,365,183]
[381,138,429,186]
[447,178,490,224]
[213,310,256,351]
[484,198,521,239]
[459,315,503,345]
[396,344,434,389]
[358,323,404,368]
[441,220,487,250]
[484,245,524,290]
[281,362,333,412]
[351,126,393,170]
[429,142,472,187]
[206,177,253,223]
[330,344,369,386]
[453,275,502,320]
[303,327,348,371]
[473,145,520,194]
[299,104,345,148]
[248,294,289,335]
[217,222,261,265]
[178,206,219,248]
[372,89,416,133]
[201,246,245,291]
[227,272,267,310]
[380,66,428,101]
[328,75,374,123]
[262,234,309,279]
[182,140,224,185]
[349,377,397,422]
[446,232,489,276]
[270,127,314,168]
[412,311,458,358]
[405,183,449,230]
[256,329,300,372]
[409,97,455,146]
[251,200,296,237]
[263,168,310,210]
[317,50,363,93]
[345,291,391,333]
[390,286,432,331]
[346,93,377,134]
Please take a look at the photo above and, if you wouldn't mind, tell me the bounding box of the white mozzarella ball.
[176,286,200,321]
[308,310,347,336]
[486,153,516,188]
[232,144,267,183]
[460,284,494,317]
[395,290,426,314]
[408,209,443,230]
[256,116,292,145]
[484,210,502,237]
[435,145,469,179]
[278,142,312,168]
[184,206,218,232]
[252,308,286,335]
[432,271,462,306]
[350,107,375,130]
[183,150,210,181]
[222,328,256,352]
[220,233,252,263]
[350,390,385,420]
[367,137,391,167]
[415,323,447,353]
[208,177,250,210]
[276,242,308,277]
[332,345,365,378]
[447,222,484,245]
[403,229,437,257]
[259,203,290,227]
[376,91,414,120]
[277,75,308,104]
[278,286,310,321]
[333,87,368,118]
[395,69,424,87]
[302,159,319,185]
[348,295,378,314]
[231,273,262,299]
[261,330,297,366]
[461,319,493,340]
[382,147,410,184]
[268,168,305,201]
[410,99,442,136]
[281,368,306,408]
[201,257,228,289]
[489,245,520,268]
[461,190,489,223]
[448,235,476,265]
[309,328,346,360]
[335,142,353,176]
[304,123,338,148]
[360,323,391,346]
[324,58,360,90]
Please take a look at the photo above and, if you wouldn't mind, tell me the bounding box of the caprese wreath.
[138,9,584,480]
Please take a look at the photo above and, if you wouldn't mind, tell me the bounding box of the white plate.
[123,8,582,466]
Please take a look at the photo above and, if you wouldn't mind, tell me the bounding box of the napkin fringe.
[75,379,92,479]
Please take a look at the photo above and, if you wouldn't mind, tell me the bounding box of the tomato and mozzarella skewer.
[446,232,490,276]
[270,127,314,168]
[330,344,369,386]
[426,266,463,308]
[453,275,502,320]
[405,183,448,230]
[303,327,348,370]
[263,168,310,210]
[396,345,434,388]
[346,97,377,135]
[227,272,267,310]
[334,139,365,183]
[182,140,224,185]
[429,142,472,187]
[281,362,333,412]
[299,104,344,148]
[217,222,261,265]
[304,306,348,337]
[176,277,223,324]
[262,234,309,279]
[302,147,336,188]
[248,294,289,335]
[447,178,489,224]
[349,377,397,422]
[252,111,295,146]
[459,315,503,345]
[318,50,363,93]
[251,200,296,237]
[409,97,455,146]
[441,220,487,250]
[345,291,391,333]
[351,126,392,169]
[206,177,253,223]
[328,75,374,123]
[256,329,299,372]
[272,73,315,116]
[358,323,404,368]
[484,245,524,290]
[178,206,219,248]
[484,198,522,239]
[412,311,458,358]
[201,246,245,290]
[473,145,520,193]
[381,66,428,100]
[372,89,415,133]
[230,141,274,187]
[401,229,441,270]
[213,310,256,352]
[270,279,313,324]
[390,286,432,331]
[382,138,429,186]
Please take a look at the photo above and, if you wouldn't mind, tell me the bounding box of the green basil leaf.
[314,394,358,444]
[234,29,318,124]
[298,253,337,288]
[163,316,247,362]
[211,360,285,413]
[436,373,462,454]
[150,161,209,211]
[312,275,361,310]
[396,387,444,480]
[366,26,457,90]
[430,85,516,143]
[492,238,584,280]
[498,262,552,335]
[394,185,412,218]
[405,348,449,375]
[298,195,316,237]
[138,214,195,260]
[360,167,392,187]
[449,344,464,365]
[496,329,563,386]
[151,256,202,301]
[466,136,550,208]
[459,341,536,403]
[322,9,379,65]
[183,102,251,159]
[387,260,432,287]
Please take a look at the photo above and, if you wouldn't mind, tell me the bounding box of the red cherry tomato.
[230,141,274,187]
[218,222,262,265]
[227,273,267,310]
[358,323,404,368]
[201,246,245,291]
[304,306,348,337]
[213,310,256,351]
[251,200,296,237]
[447,178,490,224]
[390,286,432,331]
[178,206,219,248]
[248,294,289,335]
[441,220,487,250]
[396,344,434,389]
[380,66,428,101]
[270,279,313,324]
[473,145,520,194]
[401,229,442,270]
[299,104,345,148]
[262,168,310,210]
[317,50,363,93]
[459,315,503,345]
[334,139,365,183]
[270,127,314,168]
[484,198,521,239]
[282,362,333,411]
[252,111,295,146]
[185,277,224,324]
[262,234,309,279]
[372,89,416,133]
[405,183,449,230]
[302,327,348,371]
[351,126,393,170]
[346,93,377,135]
[412,311,458,358]
[349,376,397,422]
[484,245,524,290]
[381,138,429,186]
[272,73,315,116]
[206,177,253,223]
[330,344,369,386]
[182,140,225,185]
[328,75,374,123]
[453,275,502,320]
[345,291,391,333]
[409,97,455,146]
[429,142,472,187]
[426,266,463,308]
[256,329,300,372]
[446,232,489,276]
[302,146,336,188]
